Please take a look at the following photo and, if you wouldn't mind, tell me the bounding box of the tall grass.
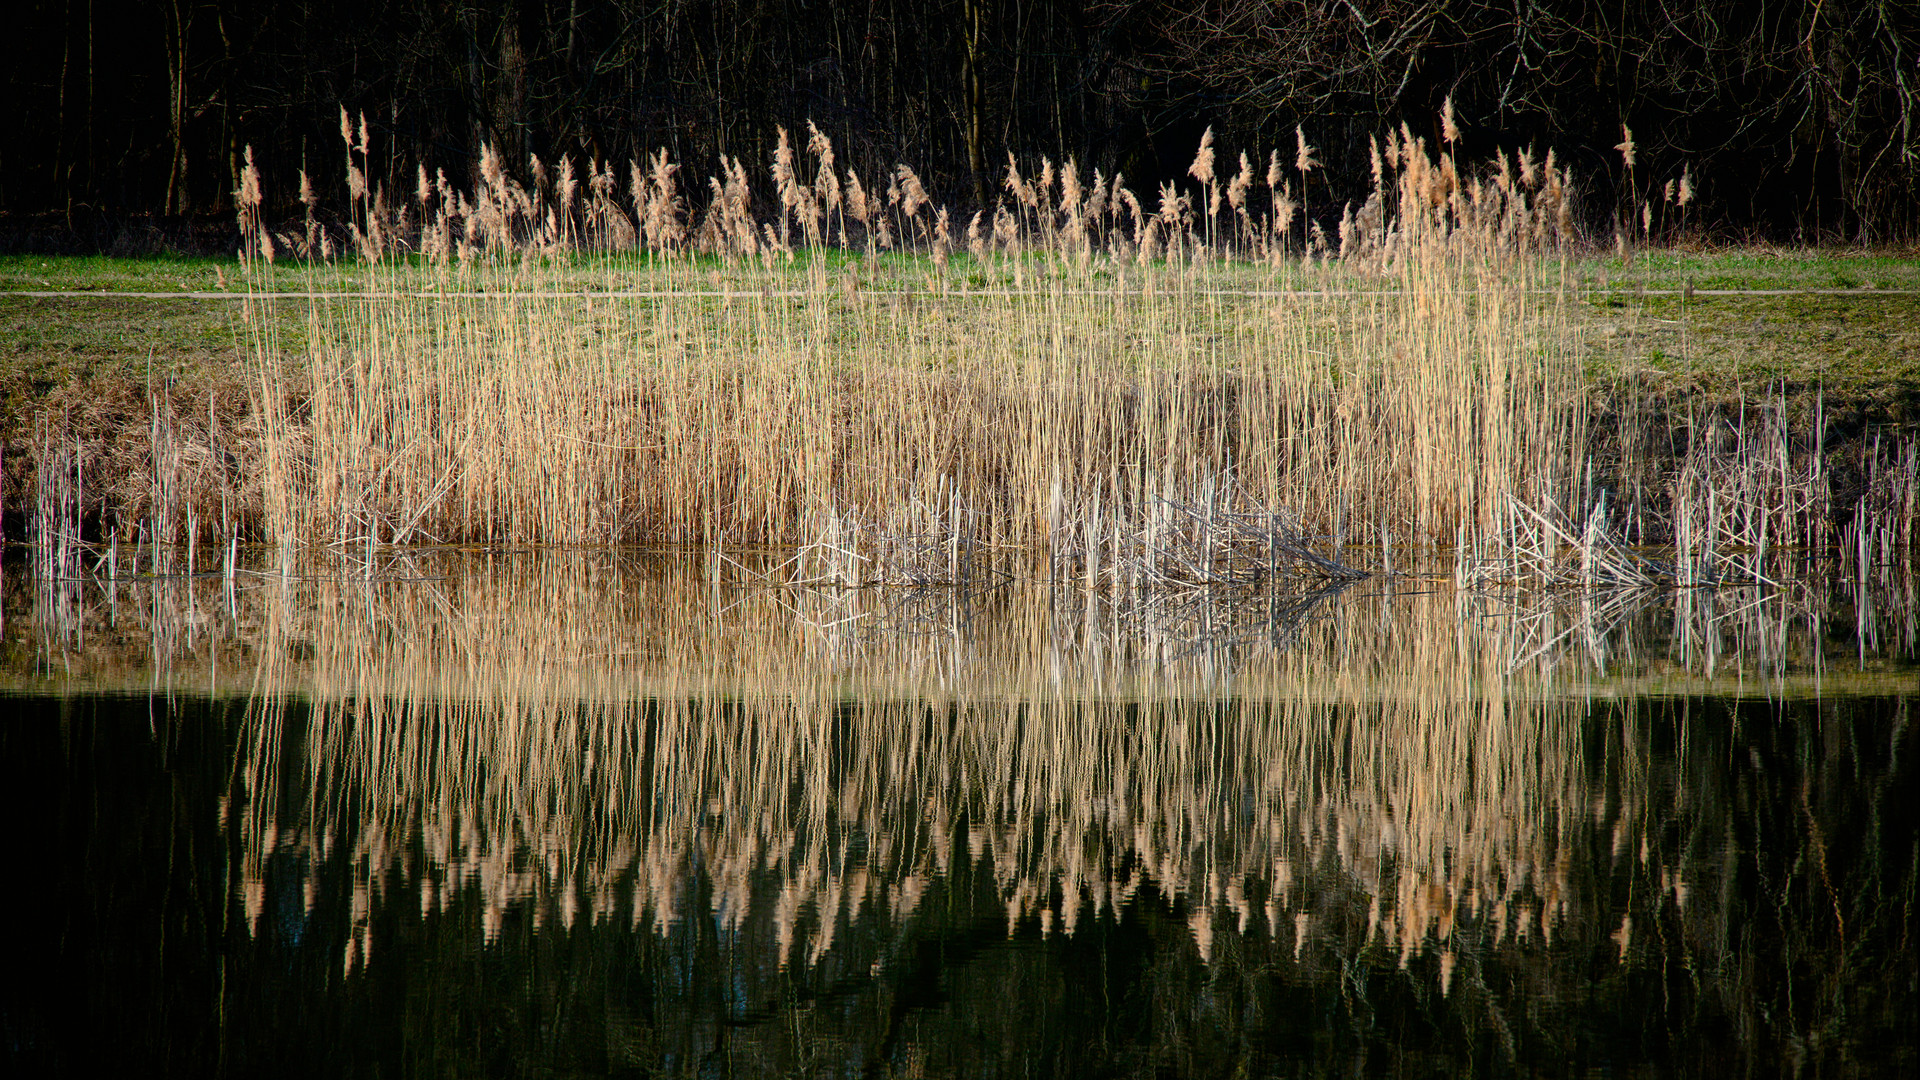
[17,116,1910,573]
[234,119,1585,554]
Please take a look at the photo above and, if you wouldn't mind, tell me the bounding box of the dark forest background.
[6,0,1916,250]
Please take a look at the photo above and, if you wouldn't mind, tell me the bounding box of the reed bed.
[16,116,1913,578]
[227,117,1587,561]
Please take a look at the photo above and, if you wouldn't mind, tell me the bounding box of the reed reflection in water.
[3,551,1913,1075]
[155,552,1903,1074]
[9,546,1914,697]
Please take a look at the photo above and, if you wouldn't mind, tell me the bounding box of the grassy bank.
[10,257,1919,406]
[3,127,1916,572]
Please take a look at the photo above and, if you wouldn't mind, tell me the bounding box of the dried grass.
[222,124,1591,566]
[12,121,1915,582]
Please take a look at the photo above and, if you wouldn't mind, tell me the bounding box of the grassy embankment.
[2,126,1916,577]
[8,246,1917,410]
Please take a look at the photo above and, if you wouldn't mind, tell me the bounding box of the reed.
[17,116,1912,578]
[228,118,1587,559]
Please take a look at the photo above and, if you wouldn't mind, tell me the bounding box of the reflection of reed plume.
[218,552,1634,998]
[202,565,1910,1011]
[0,543,1885,1067]
[8,548,1907,1075]
[236,683,1595,986]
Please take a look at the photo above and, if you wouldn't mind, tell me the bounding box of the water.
[3,550,1915,1077]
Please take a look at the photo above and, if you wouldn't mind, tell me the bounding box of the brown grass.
[225,121,1588,562]
[11,116,1914,578]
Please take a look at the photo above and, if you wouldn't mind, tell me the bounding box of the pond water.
[2,551,1915,1077]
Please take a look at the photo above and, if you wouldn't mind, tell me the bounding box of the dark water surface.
[2,552,1915,1077]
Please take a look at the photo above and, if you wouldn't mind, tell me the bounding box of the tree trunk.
[963,0,987,208]
[163,0,192,214]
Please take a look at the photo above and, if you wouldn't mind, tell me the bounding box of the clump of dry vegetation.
[234,113,1586,559]
[14,107,1916,582]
